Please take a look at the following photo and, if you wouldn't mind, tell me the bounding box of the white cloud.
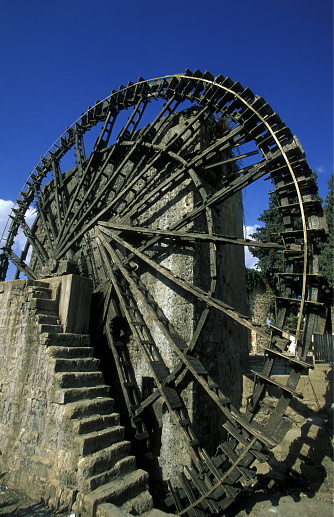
[0,199,14,242]
[244,224,260,270]
[315,165,327,175]
[244,224,260,238]
[244,247,258,269]
[0,199,36,255]
[14,207,37,253]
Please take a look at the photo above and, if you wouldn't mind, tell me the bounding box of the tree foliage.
[319,173,334,288]
[247,172,333,330]
[250,172,322,284]
[245,268,262,296]
[249,194,284,283]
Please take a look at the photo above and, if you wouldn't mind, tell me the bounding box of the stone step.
[96,499,173,517]
[96,502,134,517]
[30,297,58,312]
[29,286,52,299]
[54,357,100,373]
[143,510,176,517]
[80,456,137,492]
[37,314,60,325]
[78,469,150,516]
[76,426,125,456]
[121,490,154,516]
[47,346,95,359]
[54,385,110,404]
[77,441,131,480]
[64,397,115,419]
[27,279,50,288]
[39,324,64,334]
[74,414,120,435]
[55,371,105,389]
[41,333,91,347]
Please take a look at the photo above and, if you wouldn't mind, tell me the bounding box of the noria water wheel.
[0,70,327,515]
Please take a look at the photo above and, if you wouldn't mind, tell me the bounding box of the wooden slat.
[252,370,303,397]
[264,347,312,369]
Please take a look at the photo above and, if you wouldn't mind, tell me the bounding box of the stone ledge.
[95,501,177,517]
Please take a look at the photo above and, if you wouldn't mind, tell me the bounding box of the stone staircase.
[28,280,171,517]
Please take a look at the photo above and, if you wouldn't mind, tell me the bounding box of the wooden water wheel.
[0,70,327,515]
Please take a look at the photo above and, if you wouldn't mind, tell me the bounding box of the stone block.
[41,275,92,334]
[74,470,151,516]
[143,510,176,517]
[96,502,134,517]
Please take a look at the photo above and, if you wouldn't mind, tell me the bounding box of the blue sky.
[0,0,333,269]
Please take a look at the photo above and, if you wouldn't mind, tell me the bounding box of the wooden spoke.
[115,98,149,142]
[2,248,37,280]
[97,221,285,250]
[55,104,214,255]
[98,224,273,340]
[96,228,276,448]
[10,214,48,266]
[50,155,65,230]
[32,186,55,253]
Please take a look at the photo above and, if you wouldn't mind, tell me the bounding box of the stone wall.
[121,110,250,480]
[248,275,275,353]
[0,277,91,508]
[0,276,156,516]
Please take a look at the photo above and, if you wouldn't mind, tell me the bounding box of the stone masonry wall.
[0,276,91,508]
[124,111,250,479]
[248,276,275,353]
[0,276,158,517]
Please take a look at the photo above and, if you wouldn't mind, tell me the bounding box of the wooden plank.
[178,472,207,517]
[222,422,269,463]
[264,347,312,369]
[252,370,302,397]
[184,466,220,514]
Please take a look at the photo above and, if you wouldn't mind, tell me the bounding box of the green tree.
[248,172,332,330]
[247,193,285,325]
[249,193,284,284]
[250,171,321,283]
[319,173,334,288]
